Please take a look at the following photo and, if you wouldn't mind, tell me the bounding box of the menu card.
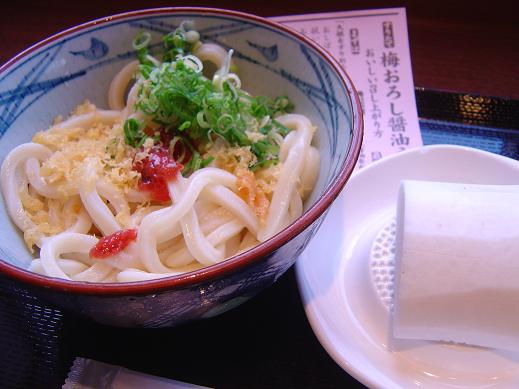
[273,8,422,168]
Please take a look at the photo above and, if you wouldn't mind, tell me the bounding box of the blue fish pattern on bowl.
[246,40,278,61]
[69,37,109,60]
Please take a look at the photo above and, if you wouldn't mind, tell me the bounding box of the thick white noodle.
[25,156,92,235]
[197,206,235,234]
[79,182,120,236]
[0,143,53,242]
[162,216,245,268]
[25,158,62,199]
[137,168,239,273]
[257,114,314,241]
[108,60,139,111]
[52,110,121,131]
[179,206,225,265]
[193,43,228,70]
[29,258,89,276]
[160,207,233,267]
[122,83,140,119]
[71,261,113,282]
[61,197,93,234]
[40,232,99,280]
[162,243,196,268]
[200,185,258,234]
[169,177,228,266]
[72,261,114,282]
[62,252,93,264]
[102,246,143,271]
[279,131,297,162]
[206,219,244,250]
[157,206,233,267]
[288,188,303,223]
[96,180,130,216]
[128,205,163,228]
[47,200,61,226]
[116,262,205,282]
[299,146,320,199]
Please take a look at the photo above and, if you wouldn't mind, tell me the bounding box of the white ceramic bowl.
[0,7,362,327]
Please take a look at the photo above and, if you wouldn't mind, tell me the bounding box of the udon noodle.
[0,23,320,282]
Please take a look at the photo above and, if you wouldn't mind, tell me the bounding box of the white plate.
[297,145,519,388]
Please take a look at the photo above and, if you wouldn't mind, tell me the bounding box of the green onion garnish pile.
[124,23,294,174]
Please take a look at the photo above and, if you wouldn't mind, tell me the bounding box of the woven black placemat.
[416,88,519,131]
[417,89,519,160]
[0,276,69,389]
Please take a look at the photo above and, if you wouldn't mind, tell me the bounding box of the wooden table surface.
[3,0,519,99]
[1,2,517,389]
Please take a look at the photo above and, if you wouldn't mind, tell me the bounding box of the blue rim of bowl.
[0,7,363,295]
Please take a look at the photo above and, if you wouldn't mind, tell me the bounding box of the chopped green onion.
[272,119,291,136]
[127,26,296,174]
[133,32,151,50]
[178,121,191,131]
[123,118,147,148]
[249,158,279,171]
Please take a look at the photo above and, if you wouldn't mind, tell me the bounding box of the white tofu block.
[392,180,519,351]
